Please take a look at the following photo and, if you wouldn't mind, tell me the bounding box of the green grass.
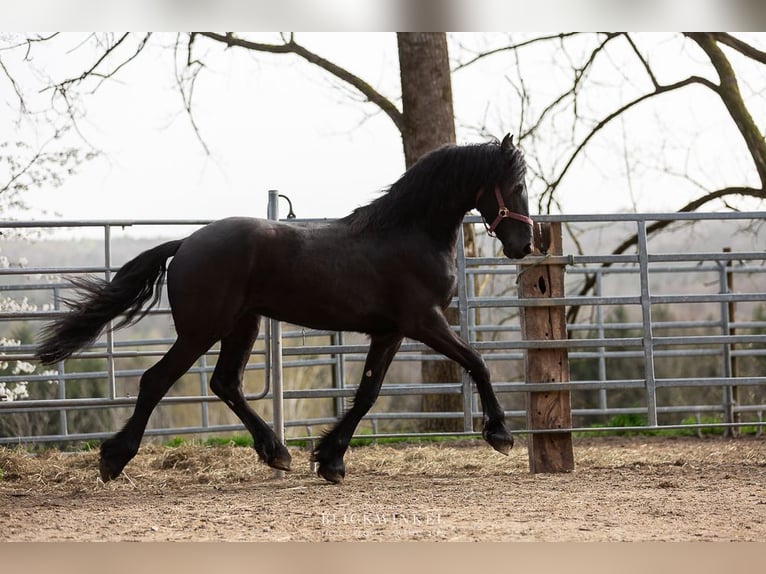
[677,415,761,436]
[25,417,760,455]
[159,433,480,450]
[582,413,650,436]
[79,439,101,452]
[347,434,479,448]
[581,414,762,437]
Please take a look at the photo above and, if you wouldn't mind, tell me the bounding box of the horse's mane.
[341,139,525,234]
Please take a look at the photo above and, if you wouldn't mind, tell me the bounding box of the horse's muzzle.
[504,243,533,260]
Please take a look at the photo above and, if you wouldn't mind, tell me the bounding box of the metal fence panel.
[2,209,766,445]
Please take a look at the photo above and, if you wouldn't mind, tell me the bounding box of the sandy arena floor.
[1,436,764,541]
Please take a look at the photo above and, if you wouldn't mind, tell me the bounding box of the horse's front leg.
[312,332,403,484]
[406,308,513,455]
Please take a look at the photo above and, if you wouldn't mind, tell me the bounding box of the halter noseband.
[476,186,534,237]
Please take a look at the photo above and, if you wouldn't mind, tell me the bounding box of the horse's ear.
[500,133,514,151]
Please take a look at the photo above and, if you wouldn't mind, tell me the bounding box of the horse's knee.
[137,364,173,398]
[209,372,237,401]
[468,357,491,385]
[351,386,378,412]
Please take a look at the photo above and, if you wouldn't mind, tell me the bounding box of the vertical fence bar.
[104,225,117,400]
[595,270,608,412]
[53,285,68,437]
[332,331,346,420]
[718,254,734,435]
[637,220,658,427]
[456,225,474,432]
[199,353,210,431]
[727,251,740,434]
[467,242,479,422]
[721,247,738,436]
[267,190,285,475]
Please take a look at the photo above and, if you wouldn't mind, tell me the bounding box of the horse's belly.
[254,280,396,334]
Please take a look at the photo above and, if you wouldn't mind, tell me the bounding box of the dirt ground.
[1,436,765,541]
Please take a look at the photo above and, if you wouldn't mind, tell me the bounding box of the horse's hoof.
[483,424,514,455]
[99,438,135,481]
[256,441,292,472]
[266,447,293,472]
[316,460,346,485]
[99,458,122,482]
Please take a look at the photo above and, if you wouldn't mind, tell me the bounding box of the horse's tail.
[35,239,184,365]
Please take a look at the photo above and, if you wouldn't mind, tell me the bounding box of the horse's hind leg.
[210,314,291,472]
[100,336,211,481]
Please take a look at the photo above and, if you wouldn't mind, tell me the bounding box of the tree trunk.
[397,33,456,164]
[397,33,464,432]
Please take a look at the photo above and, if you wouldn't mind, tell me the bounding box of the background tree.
[452,32,765,320]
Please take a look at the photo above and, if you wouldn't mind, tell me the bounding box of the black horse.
[36,134,533,484]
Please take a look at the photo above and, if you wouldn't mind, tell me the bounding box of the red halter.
[476,186,534,237]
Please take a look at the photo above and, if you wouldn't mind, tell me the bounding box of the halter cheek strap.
[476,186,534,237]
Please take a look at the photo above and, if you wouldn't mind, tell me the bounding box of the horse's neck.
[425,202,469,258]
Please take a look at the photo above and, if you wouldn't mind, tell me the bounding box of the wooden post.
[518,221,575,473]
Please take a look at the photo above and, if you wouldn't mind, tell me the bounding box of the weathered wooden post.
[518,221,575,473]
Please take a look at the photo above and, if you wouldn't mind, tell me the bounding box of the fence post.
[518,221,574,473]
[267,190,286,476]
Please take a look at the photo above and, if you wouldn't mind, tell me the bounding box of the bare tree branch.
[711,33,766,65]
[196,32,405,133]
[51,33,131,91]
[622,33,659,88]
[0,146,45,195]
[173,33,209,155]
[0,33,59,56]
[88,33,152,94]
[685,32,766,187]
[516,34,622,146]
[33,33,152,107]
[0,55,27,113]
[540,74,718,213]
[452,32,584,71]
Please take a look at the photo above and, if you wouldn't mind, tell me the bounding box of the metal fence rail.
[1,205,765,446]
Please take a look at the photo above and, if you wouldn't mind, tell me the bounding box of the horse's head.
[476,134,534,259]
